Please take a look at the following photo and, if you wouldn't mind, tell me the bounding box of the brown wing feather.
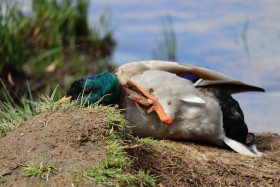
[114,60,265,94]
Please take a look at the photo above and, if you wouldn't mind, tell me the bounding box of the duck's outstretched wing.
[114,60,265,94]
[115,60,232,84]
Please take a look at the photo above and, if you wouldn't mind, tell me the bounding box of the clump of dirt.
[0,107,111,186]
[0,107,279,186]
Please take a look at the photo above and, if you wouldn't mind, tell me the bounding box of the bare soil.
[0,107,279,187]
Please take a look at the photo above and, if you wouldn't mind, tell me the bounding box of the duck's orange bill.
[125,80,173,125]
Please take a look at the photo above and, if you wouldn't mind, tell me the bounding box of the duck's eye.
[149,88,154,93]
[167,101,172,105]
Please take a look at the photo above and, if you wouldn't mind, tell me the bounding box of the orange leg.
[126,80,173,125]
[122,87,152,107]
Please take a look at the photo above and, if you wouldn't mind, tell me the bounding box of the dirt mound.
[0,107,279,186]
[0,107,110,186]
[127,133,280,186]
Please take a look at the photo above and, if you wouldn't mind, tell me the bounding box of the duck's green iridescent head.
[66,72,119,105]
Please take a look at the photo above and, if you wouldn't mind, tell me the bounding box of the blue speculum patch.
[178,73,200,83]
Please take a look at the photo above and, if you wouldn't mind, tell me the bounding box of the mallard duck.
[65,60,265,156]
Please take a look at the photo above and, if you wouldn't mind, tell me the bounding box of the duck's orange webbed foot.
[124,80,173,125]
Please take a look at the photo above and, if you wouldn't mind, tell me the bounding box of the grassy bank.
[0,0,116,102]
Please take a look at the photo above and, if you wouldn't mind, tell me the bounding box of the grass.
[138,170,158,187]
[73,105,158,186]
[105,105,127,139]
[0,0,29,72]
[158,139,178,151]
[33,85,63,113]
[0,0,66,74]
[0,82,76,136]
[242,17,250,59]
[0,80,34,136]
[153,16,177,61]
[78,164,135,186]
[136,137,178,152]
[19,156,59,181]
[105,138,132,168]
[0,175,5,183]
[0,80,70,136]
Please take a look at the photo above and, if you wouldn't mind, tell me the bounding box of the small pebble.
[73,115,83,120]
[20,133,24,136]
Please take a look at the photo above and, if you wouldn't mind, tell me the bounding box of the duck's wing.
[114,60,265,94]
[115,60,232,84]
[198,80,265,94]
